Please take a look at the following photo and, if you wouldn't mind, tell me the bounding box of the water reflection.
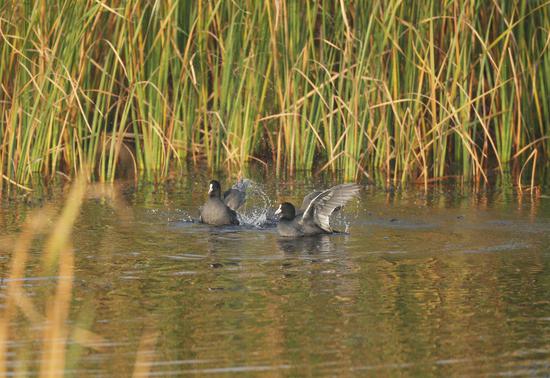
[277,235,336,255]
[1,175,549,376]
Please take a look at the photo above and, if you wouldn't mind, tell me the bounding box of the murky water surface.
[1,174,550,376]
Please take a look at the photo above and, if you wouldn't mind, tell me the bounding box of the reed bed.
[0,0,549,190]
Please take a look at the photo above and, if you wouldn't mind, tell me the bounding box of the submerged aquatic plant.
[0,0,549,191]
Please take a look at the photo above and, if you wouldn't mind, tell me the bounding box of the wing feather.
[223,179,250,210]
[301,184,361,232]
[300,190,322,211]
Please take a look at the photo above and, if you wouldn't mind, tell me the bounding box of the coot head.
[208,180,222,198]
[275,202,296,220]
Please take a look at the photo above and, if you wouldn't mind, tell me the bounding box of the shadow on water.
[1,173,550,376]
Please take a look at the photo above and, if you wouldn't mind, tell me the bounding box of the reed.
[0,178,156,377]
[0,177,88,377]
[0,0,548,190]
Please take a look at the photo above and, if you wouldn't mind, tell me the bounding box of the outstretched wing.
[223,179,250,210]
[300,190,321,211]
[302,184,361,232]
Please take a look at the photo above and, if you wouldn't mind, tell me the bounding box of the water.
[1,175,550,376]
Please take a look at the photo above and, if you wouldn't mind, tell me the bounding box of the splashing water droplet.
[236,180,273,228]
[331,208,351,233]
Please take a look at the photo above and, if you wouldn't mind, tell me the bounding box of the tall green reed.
[0,0,548,191]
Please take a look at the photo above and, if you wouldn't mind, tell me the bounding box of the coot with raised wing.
[274,184,361,237]
[200,180,248,225]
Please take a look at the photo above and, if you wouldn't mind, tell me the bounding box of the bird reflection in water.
[277,234,335,254]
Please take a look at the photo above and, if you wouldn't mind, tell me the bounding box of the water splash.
[330,208,351,233]
[173,210,195,223]
[329,197,361,233]
[235,180,274,228]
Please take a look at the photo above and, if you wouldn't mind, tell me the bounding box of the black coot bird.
[200,179,249,226]
[274,184,361,237]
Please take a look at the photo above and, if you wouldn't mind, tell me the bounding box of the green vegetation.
[1,0,549,190]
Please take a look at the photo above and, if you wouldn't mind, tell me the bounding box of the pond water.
[1,173,550,376]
